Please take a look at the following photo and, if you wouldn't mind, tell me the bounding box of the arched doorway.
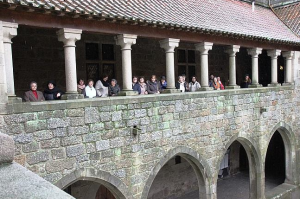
[147,155,202,199]
[64,180,116,199]
[217,141,251,199]
[265,131,285,191]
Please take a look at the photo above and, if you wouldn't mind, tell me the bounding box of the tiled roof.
[1,0,300,45]
[273,2,300,36]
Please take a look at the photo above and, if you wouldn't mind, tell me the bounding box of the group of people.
[23,73,252,102]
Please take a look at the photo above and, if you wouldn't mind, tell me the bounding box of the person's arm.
[24,92,30,102]
[197,82,201,89]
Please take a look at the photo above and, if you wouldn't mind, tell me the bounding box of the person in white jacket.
[84,79,97,98]
[95,75,109,97]
[189,76,201,92]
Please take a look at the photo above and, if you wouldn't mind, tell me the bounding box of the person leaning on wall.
[24,81,45,102]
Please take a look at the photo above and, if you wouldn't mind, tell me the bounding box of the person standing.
[189,76,201,92]
[44,80,64,100]
[139,77,148,95]
[77,79,85,94]
[83,79,97,98]
[241,74,252,88]
[147,75,160,94]
[176,76,187,92]
[132,76,141,94]
[109,79,120,96]
[160,76,167,91]
[24,81,45,102]
[217,77,225,90]
[95,74,109,97]
[212,77,220,90]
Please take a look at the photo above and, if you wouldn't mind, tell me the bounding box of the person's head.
[217,77,221,81]
[214,77,218,83]
[133,76,138,83]
[210,74,214,80]
[111,79,117,87]
[139,76,145,83]
[245,74,249,81]
[178,76,183,83]
[78,79,84,86]
[30,81,37,91]
[182,74,186,81]
[191,76,197,83]
[160,76,166,83]
[87,79,94,87]
[47,81,56,90]
[102,74,109,81]
[151,75,157,82]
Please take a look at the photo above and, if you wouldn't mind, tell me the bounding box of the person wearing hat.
[43,80,64,100]
[241,74,252,88]
[24,81,45,102]
[160,76,167,91]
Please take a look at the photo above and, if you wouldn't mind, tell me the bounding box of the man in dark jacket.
[132,76,141,94]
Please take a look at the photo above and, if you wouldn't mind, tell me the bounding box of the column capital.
[2,22,18,43]
[267,49,281,59]
[247,48,262,58]
[282,51,294,59]
[195,42,213,54]
[159,38,180,53]
[225,45,240,56]
[115,34,137,50]
[57,28,82,47]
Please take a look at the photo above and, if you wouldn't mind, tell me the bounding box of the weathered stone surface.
[61,136,82,146]
[22,141,39,153]
[26,151,49,165]
[45,158,76,173]
[90,123,104,132]
[66,108,84,117]
[14,133,33,144]
[43,172,63,184]
[33,130,53,141]
[52,128,67,137]
[82,133,101,143]
[69,117,85,127]
[0,133,14,163]
[66,144,85,157]
[25,120,47,133]
[67,126,89,136]
[51,148,65,160]
[47,118,70,129]
[96,140,110,151]
[84,107,100,124]
[41,138,60,149]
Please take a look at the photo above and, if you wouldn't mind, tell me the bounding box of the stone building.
[0,0,300,198]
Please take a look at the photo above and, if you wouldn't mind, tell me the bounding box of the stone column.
[267,49,281,87]
[282,51,294,85]
[0,21,8,113]
[247,48,262,88]
[159,38,180,93]
[195,42,213,91]
[115,34,138,96]
[3,22,21,103]
[225,45,240,89]
[57,28,83,100]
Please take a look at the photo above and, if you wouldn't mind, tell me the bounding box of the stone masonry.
[0,85,300,199]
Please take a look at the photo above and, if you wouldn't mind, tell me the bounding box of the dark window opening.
[177,49,196,81]
[102,44,115,61]
[86,43,99,60]
[175,156,182,164]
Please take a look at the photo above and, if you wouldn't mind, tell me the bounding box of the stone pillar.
[2,22,21,103]
[0,21,8,113]
[57,28,83,100]
[225,45,240,89]
[159,38,180,93]
[115,34,138,96]
[282,51,294,85]
[247,48,262,88]
[267,49,281,87]
[195,42,213,91]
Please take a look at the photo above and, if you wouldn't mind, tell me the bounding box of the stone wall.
[0,85,299,198]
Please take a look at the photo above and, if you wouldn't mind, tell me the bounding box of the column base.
[268,83,281,87]
[118,90,138,96]
[226,85,240,89]
[197,87,213,91]
[282,83,294,86]
[8,96,22,104]
[61,93,84,100]
[249,84,262,88]
[161,89,181,94]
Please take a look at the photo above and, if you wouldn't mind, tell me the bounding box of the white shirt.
[189,81,201,92]
[85,86,96,98]
[179,82,185,92]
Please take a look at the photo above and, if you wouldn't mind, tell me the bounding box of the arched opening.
[64,180,116,199]
[265,131,285,191]
[217,141,251,199]
[147,155,204,199]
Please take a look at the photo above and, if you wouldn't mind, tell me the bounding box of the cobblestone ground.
[175,172,281,199]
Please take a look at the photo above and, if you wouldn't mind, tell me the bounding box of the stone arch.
[215,134,262,199]
[141,146,213,199]
[265,122,297,185]
[55,168,134,199]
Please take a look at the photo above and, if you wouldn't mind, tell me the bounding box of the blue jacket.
[132,83,141,94]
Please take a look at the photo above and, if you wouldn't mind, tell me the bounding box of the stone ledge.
[3,85,294,114]
[265,183,299,199]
